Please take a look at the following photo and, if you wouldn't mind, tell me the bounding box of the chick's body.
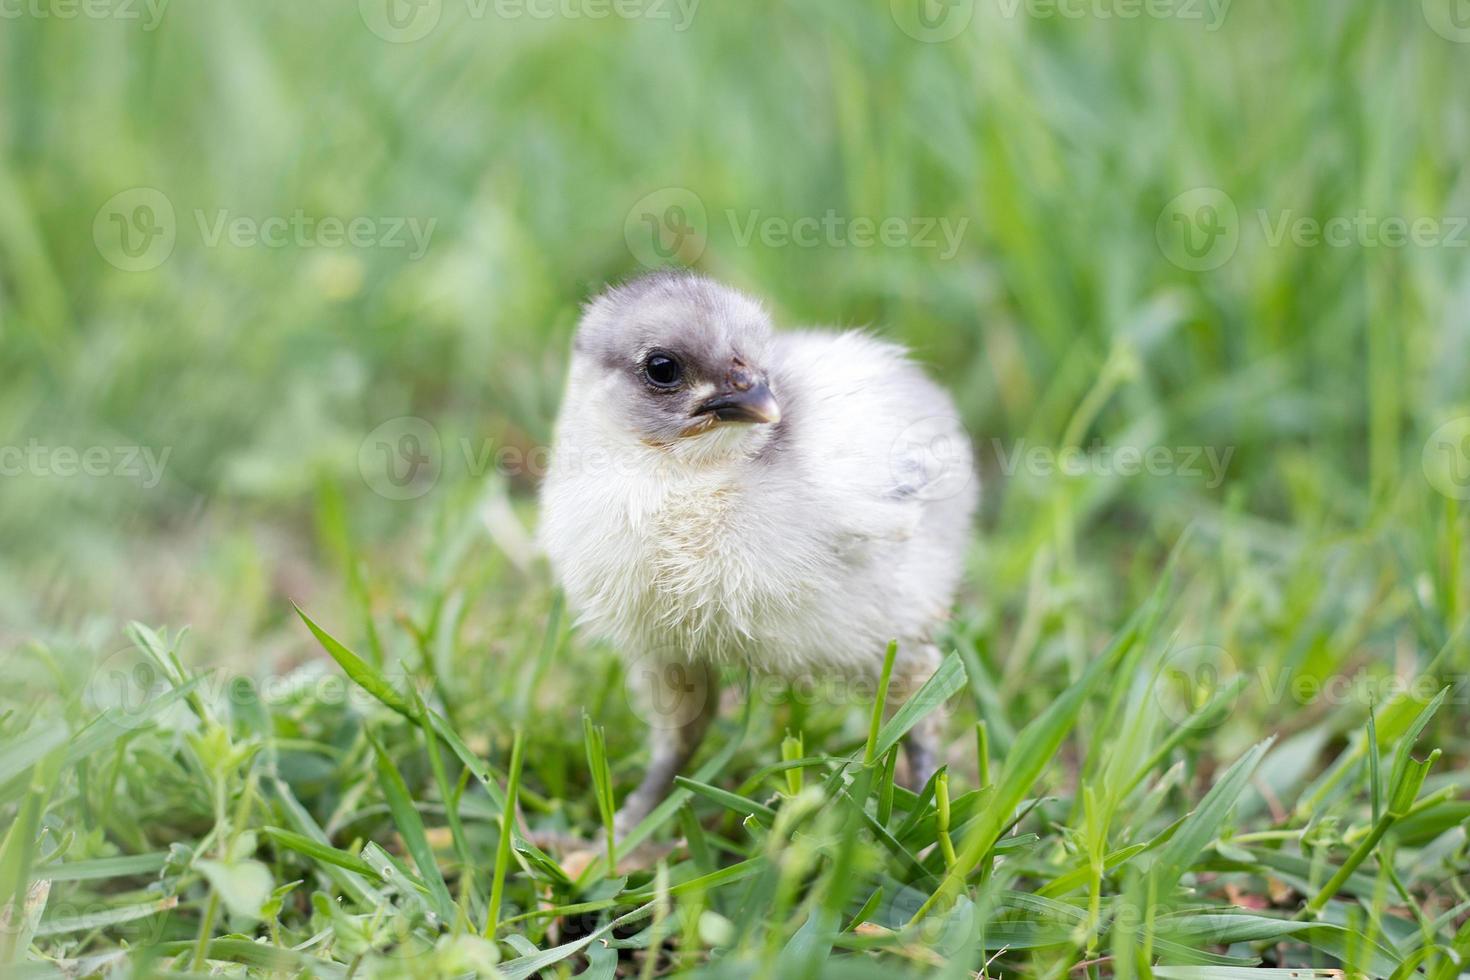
[539,272,975,828]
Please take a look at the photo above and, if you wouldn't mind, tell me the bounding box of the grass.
[5,499,1468,976]
[4,0,1470,976]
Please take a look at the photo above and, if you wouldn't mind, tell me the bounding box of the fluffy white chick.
[539,270,976,832]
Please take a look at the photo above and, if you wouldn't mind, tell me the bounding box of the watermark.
[988,438,1235,489]
[624,187,709,268]
[890,0,975,43]
[358,0,441,41]
[358,0,698,42]
[891,0,1228,42]
[1258,210,1470,251]
[1257,669,1464,710]
[728,210,969,260]
[85,635,888,745]
[195,210,436,260]
[881,887,1296,952]
[890,416,977,502]
[1156,187,1239,272]
[622,649,713,731]
[0,0,168,29]
[14,866,438,967]
[622,652,950,730]
[1149,645,1470,732]
[359,417,443,501]
[0,440,170,488]
[995,0,1230,28]
[93,188,437,271]
[93,187,176,272]
[1422,0,1470,43]
[85,646,445,731]
[622,188,970,268]
[370,430,803,489]
[82,642,946,757]
[15,897,178,944]
[1154,644,1240,729]
[356,418,1238,503]
[1158,187,1470,271]
[1423,416,1470,501]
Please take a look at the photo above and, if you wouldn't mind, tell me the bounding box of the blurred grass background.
[3,0,1467,659]
[2,0,1470,743]
[5,1,1470,973]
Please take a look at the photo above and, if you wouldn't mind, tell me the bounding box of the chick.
[539,270,976,832]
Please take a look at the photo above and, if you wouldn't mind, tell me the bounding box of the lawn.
[3,0,1470,976]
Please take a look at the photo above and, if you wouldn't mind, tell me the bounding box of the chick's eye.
[643,353,683,389]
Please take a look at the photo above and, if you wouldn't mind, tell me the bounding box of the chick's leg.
[888,643,945,791]
[614,658,719,838]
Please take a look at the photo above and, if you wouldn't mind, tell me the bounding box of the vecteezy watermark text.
[93,187,437,272]
[987,439,1235,488]
[356,417,1233,503]
[1258,209,1470,250]
[0,0,168,29]
[1157,187,1470,272]
[620,187,972,269]
[0,440,170,488]
[1152,639,1470,732]
[994,0,1230,28]
[195,210,436,260]
[358,0,699,43]
[889,0,1229,43]
[727,210,970,260]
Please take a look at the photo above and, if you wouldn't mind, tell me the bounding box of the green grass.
[6,500,1469,976]
[4,0,1470,976]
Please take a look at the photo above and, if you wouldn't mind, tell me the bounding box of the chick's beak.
[692,370,781,426]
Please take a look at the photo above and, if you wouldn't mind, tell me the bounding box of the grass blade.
[368,736,455,923]
[486,728,524,937]
[1148,738,1273,896]
[871,651,967,762]
[294,603,417,721]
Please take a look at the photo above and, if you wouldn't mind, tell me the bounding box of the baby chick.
[540,271,976,832]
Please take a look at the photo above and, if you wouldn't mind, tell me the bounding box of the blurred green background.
[2,0,1469,660]
[7,3,1470,974]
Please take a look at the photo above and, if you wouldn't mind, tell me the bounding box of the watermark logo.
[622,650,713,731]
[890,0,975,42]
[889,416,976,502]
[1156,187,1239,272]
[84,655,445,729]
[1423,416,1470,501]
[1423,0,1470,42]
[84,647,176,731]
[359,0,442,41]
[1153,644,1239,728]
[359,417,443,500]
[93,187,176,272]
[625,187,709,268]
[874,884,971,947]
